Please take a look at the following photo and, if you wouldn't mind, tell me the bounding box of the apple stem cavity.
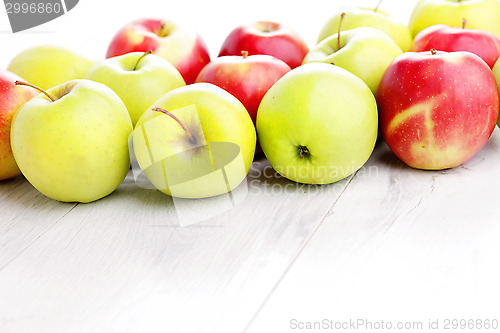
[374,0,384,12]
[15,81,56,102]
[298,145,311,159]
[462,18,468,29]
[337,12,346,50]
[133,50,152,71]
[430,48,437,55]
[152,107,197,144]
[158,22,172,37]
[241,50,249,59]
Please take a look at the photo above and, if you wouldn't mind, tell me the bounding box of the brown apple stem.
[338,12,346,50]
[133,50,152,71]
[462,18,468,29]
[15,81,56,102]
[430,48,437,55]
[241,50,249,59]
[374,0,384,12]
[152,107,197,144]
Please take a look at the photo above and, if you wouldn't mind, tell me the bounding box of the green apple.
[318,7,412,52]
[11,79,132,203]
[132,83,256,198]
[7,45,95,90]
[86,52,185,126]
[409,0,500,38]
[256,63,378,184]
[492,57,500,126]
[303,27,402,94]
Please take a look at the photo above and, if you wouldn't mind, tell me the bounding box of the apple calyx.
[241,50,249,59]
[462,18,468,29]
[374,0,384,12]
[337,13,346,50]
[133,50,152,71]
[152,107,197,144]
[15,81,56,102]
[430,48,437,55]
[297,145,311,159]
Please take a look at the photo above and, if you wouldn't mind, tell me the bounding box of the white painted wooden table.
[1,128,500,333]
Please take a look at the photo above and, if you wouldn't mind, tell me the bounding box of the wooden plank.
[247,129,500,332]
[0,176,77,271]
[0,156,353,332]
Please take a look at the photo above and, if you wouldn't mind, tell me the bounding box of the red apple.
[218,21,309,69]
[106,18,211,84]
[377,50,499,170]
[195,51,291,123]
[0,70,38,180]
[411,22,500,69]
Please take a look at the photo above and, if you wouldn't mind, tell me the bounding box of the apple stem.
[430,48,437,55]
[241,50,249,59]
[15,81,56,102]
[152,107,197,144]
[374,0,383,12]
[337,12,346,50]
[462,18,468,29]
[133,50,152,71]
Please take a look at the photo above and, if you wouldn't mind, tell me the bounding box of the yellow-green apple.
[106,19,210,84]
[256,63,378,184]
[491,57,500,126]
[195,51,291,124]
[409,0,500,38]
[132,83,256,198]
[7,45,94,90]
[318,8,412,52]
[86,52,185,126]
[303,27,402,95]
[411,22,500,68]
[11,79,132,203]
[218,21,309,69]
[0,71,38,181]
[377,50,499,170]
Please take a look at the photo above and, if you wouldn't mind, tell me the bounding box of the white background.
[1,0,418,69]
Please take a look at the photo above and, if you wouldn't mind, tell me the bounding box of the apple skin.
[86,52,185,126]
[11,79,133,203]
[0,71,38,181]
[303,27,402,95]
[492,58,500,126]
[218,21,309,69]
[133,83,256,198]
[7,45,94,90]
[318,7,412,52]
[195,53,291,123]
[377,51,499,170]
[409,0,500,39]
[106,19,211,85]
[256,63,378,185]
[411,24,500,69]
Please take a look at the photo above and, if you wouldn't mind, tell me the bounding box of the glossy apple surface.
[411,24,500,68]
[378,50,499,170]
[409,0,500,38]
[195,53,291,123]
[218,21,309,69]
[318,7,412,52]
[11,79,133,203]
[7,45,94,90]
[0,70,38,180]
[133,83,256,198]
[106,19,211,84]
[86,52,185,126]
[256,63,378,184]
[303,27,402,95]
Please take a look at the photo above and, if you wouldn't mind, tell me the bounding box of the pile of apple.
[2,0,500,203]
